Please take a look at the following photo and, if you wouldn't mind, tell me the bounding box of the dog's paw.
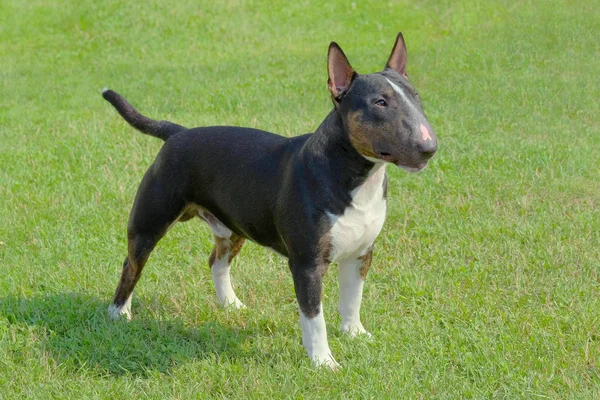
[341,323,372,338]
[221,297,246,310]
[108,303,132,321]
[312,353,341,372]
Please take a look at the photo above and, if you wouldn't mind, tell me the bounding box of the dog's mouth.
[398,162,428,173]
[375,152,428,172]
[375,152,396,163]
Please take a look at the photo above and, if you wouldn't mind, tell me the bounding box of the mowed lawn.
[1,0,599,398]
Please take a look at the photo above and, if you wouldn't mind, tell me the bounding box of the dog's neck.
[304,109,377,179]
[297,109,385,214]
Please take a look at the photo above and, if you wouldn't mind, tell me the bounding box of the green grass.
[1,0,599,398]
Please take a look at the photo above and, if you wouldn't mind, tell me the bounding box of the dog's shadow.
[0,293,256,376]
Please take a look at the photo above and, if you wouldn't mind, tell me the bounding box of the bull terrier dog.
[102,32,437,369]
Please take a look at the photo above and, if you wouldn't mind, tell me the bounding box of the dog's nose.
[417,123,437,158]
[418,139,437,159]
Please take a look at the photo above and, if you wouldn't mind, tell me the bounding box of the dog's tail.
[101,89,185,141]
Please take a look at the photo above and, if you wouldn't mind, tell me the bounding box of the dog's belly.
[189,203,289,256]
[327,164,387,262]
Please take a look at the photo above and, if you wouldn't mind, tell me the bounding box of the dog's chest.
[327,164,387,262]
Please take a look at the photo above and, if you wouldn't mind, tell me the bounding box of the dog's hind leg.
[109,236,158,320]
[198,209,246,309]
[200,211,246,309]
[208,233,246,309]
[109,171,186,320]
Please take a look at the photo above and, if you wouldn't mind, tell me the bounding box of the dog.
[102,32,437,369]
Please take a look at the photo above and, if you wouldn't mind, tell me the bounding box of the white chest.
[327,164,387,262]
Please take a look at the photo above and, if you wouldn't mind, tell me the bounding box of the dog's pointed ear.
[385,32,408,78]
[328,42,356,101]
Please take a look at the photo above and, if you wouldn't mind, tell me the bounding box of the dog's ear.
[385,32,408,78]
[328,42,356,101]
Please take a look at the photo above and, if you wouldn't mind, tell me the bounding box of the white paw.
[221,297,246,310]
[341,323,372,338]
[311,353,341,371]
[108,303,132,321]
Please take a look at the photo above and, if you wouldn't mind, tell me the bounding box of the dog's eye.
[375,99,387,107]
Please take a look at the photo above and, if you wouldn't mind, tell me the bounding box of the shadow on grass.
[0,293,255,377]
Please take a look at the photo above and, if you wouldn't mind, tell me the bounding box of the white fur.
[338,256,371,336]
[199,209,245,309]
[299,305,339,370]
[211,238,245,309]
[199,209,233,239]
[384,77,422,118]
[327,163,387,262]
[108,293,132,320]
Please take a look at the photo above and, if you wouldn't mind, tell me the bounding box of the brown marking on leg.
[228,235,245,263]
[178,207,197,222]
[208,233,246,308]
[208,248,217,267]
[358,248,373,280]
[208,236,225,267]
[113,235,153,307]
[318,233,333,265]
[113,258,144,307]
[113,258,135,307]
[208,234,245,267]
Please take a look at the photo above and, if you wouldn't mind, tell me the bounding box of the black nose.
[418,140,437,159]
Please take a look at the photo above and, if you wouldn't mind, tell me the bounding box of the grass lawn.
[1,0,599,398]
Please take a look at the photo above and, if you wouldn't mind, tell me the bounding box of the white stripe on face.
[384,77,422,118]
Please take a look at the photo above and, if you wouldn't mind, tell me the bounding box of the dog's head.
[328,33,437,172]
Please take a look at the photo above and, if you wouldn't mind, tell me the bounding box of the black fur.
[102,89,185,141]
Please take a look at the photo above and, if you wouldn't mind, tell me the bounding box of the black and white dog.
[102,32,437,369]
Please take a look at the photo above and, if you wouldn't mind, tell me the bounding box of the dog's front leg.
[338,247,373,337]
[289,258,339,370]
